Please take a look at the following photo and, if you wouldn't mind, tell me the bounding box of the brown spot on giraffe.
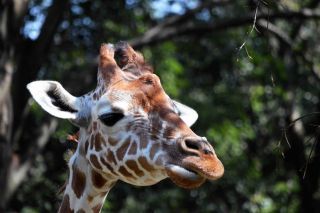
[116,138,130,161]
[71,165,86,199]
[87,195,93,202]
[94,133,103,151]
[132,92,150,112]
[59,194,73,213]
[106,149,117,165]
[90,134,94,150]
[76,209,85,213]
[138,156,154,171]
[128,141,137,155]
[108,137,118,146]
[84,140,89,154]
[93,92,98,100]
[91,169,107,188]
[92,122,98,131]
[90,154,102,170]
[118,165,135,179]
[126,160,144,177]
[100,157,118,176]
[150,143,160,160]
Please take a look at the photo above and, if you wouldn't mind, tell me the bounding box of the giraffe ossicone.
[27,42,224,212]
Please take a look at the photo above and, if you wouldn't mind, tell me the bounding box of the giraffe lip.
[165,164,206,189]
[166,164,200,180]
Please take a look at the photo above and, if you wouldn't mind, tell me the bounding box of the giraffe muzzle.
[165,137,224,189]
[179,137,224,179]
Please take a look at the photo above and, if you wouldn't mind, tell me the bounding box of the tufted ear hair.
[173,100,198,127]
[114,41,153,76]
[27,81,90,126]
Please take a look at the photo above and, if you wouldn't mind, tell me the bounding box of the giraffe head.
[27,42,224,190]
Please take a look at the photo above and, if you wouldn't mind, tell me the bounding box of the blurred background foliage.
[1,0,320,212]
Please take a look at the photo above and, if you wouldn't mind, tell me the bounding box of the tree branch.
[130,8,320,48]
[257,19,292,47]
[257,19,320,83]
[155,0,231,28]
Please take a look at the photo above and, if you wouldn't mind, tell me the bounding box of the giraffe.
[27,42,224,212]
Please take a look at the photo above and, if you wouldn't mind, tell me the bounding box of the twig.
[237,2,260,60]
[279,112,320,171]
[278,112,320,148]
[303,126,320,179]
[283,130,292,149]
[288,112,320,128]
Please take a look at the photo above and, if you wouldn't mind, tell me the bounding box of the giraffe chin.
[165,164,206,189]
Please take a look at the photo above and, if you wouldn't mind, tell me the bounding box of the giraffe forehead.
[95,92,134,116]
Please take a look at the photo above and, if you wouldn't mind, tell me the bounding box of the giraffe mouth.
[167,165,200,180]
[165,153,224,189]
[165,164,206,189]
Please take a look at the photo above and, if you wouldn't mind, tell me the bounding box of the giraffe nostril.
[180,138,203,157]
[181,138,214,156]
[203,149,213,155]
[185,139,201,151]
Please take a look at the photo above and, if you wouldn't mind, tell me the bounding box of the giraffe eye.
[99,113,124,126]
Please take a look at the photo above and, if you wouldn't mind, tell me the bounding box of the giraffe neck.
[59,138,117,213]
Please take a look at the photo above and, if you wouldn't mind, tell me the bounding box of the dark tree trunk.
[0,0,68,210]
[0,0,28,209]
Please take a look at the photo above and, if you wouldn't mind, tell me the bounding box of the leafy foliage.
[4,0,320,212]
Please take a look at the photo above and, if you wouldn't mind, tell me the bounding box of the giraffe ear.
[173,100,198,127]
[27,81,88,125]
